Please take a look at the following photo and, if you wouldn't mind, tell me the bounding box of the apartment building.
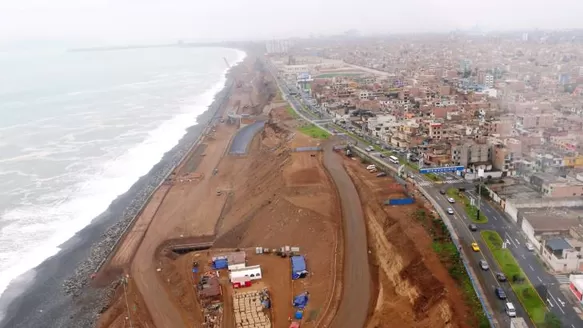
[451,139,491,168]
[517,113,554,129]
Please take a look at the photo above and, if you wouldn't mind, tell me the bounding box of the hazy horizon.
[1,0,583,45]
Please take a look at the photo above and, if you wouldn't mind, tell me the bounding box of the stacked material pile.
[233,291,271,328]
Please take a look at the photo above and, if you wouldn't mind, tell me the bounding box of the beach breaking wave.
[0,47,246,320]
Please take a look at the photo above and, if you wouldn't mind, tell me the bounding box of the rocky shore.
[0,61,240,328]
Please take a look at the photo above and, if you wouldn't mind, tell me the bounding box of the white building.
[484,74,494,88]
[265,40,291,54]
[229,265,263,281]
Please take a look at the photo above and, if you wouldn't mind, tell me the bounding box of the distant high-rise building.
[265,40,292,55]
[522,32,529,42]
[459,59,472,74]
[484,74,494,88]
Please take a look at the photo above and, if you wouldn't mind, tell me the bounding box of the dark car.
[458,187,466,192]
[469,224,478,231]
[439,189,446,195]
[379,153,386,158]
[496,272,507,282]
[495,287,507,299]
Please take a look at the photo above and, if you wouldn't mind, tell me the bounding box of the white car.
[447,197,455,203]
[446,208,454,215]
[526,243,534,251]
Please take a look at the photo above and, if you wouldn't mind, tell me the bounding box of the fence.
[348,144,496,328]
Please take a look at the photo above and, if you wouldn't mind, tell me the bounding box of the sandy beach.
[0,48,244,328]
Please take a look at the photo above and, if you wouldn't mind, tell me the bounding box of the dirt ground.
[343,158,476,328]
[97,73,343,328]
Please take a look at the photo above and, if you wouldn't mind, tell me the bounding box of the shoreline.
[0,52,245,328]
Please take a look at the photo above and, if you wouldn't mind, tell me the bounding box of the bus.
[388,156,399,164]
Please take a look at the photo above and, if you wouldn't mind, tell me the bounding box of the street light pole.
[476,177,482,222]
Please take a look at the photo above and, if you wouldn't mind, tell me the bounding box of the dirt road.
[322,139,370,328]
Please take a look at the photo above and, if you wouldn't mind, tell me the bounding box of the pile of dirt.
[343,159,474,328]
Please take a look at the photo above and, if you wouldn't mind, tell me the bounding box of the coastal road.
[467,191,583,327]
[322,139,370,328]
[427,186,532,327]
[229,121,265,155]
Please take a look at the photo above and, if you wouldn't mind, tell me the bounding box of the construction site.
[93,54,480,328]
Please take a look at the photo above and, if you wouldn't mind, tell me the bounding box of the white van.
[505,302,516,317]
[366,165,376,170]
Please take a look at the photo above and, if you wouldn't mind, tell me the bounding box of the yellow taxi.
[471,242,480,252]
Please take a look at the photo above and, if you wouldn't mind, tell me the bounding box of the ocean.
[0,46,245,319]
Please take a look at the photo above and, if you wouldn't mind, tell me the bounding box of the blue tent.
[293,293,308,309]
[291,255,308,280]
[213,258,228,270]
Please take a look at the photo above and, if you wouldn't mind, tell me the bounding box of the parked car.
[446,208,454,215]
[496,272,507,282]
[479,260,489,271]
[471,242,480,252]
[495,287,507,300]
[376,172,387,177]
[526,243,534,251]
[469,224,478,231]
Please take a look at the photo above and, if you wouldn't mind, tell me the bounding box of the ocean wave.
[0,51,236,301]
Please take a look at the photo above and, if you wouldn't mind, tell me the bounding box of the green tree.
[544,312,562,328]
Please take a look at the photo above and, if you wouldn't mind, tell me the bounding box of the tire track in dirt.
[322,139,370,328]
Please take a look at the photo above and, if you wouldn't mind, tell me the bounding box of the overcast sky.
[0,0,582,44]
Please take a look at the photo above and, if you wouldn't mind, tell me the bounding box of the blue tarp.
[293,294,308,309]
[295,310,303,319]
[291,256,308,280]
[213,258,228,270]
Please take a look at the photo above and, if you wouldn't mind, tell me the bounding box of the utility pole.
[476,178,482,221]
[476,168,484,222]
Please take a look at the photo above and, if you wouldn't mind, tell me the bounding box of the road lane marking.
[493,216,498,221]
[537,276,543,283]
[547,299,554,307]
[521,254,526,259]
[529,265,534,271]
[515,238,521,245]
[548,293,565,314]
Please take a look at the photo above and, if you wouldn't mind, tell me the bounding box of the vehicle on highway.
[376,172,387,177]
[379,153,386,158]
[446,208,454,215]
[439,189,446,195]
[447,197,455,203]
[505,302,516,317]
[479,260,489,270]
[366,165,376,170]
[365,146,374,152]
[495,287,507,300]
[525,242,534,251]
[469,224,478,231]
[496,272,507,282]
[388,155,399,164]
[471,242,480,252]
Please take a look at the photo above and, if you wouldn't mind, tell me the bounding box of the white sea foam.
[0,48,247,311]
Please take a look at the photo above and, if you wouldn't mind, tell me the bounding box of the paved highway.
[229,121,265,155]
[467,190,583,328]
